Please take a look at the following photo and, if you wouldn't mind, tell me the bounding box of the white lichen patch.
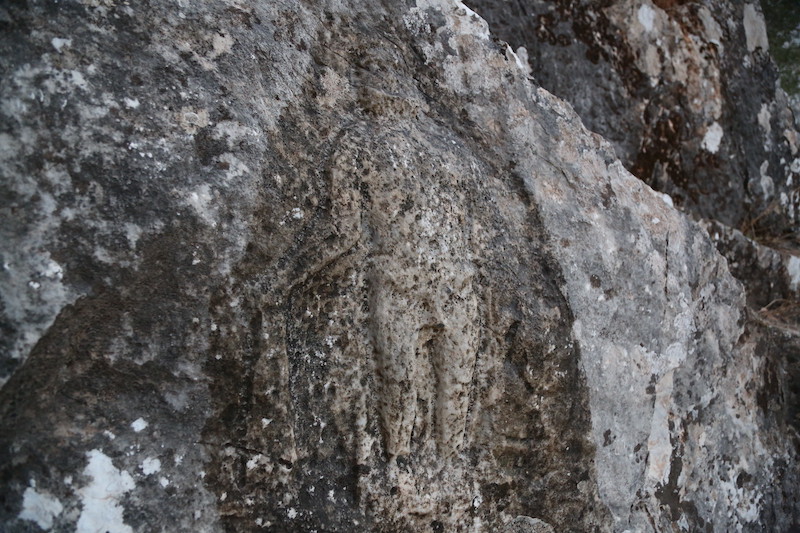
[140,457,161,475]
[40,258,64,280]
[19,486,64,530]
[758,104,771,139]
[130,417,148,432]
[210,32,234,59]
[246,454,264,470]
[124,223,143,249]
[701,122,724,153]
[51,37,72,53]
[638,4,656,33]
[760,161,775,198]
[68,70,89,92]
[186,184,218,226]
[76,450,135,533]
[743,3,768,53]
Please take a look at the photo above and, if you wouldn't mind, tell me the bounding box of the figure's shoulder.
[332,122,418,153]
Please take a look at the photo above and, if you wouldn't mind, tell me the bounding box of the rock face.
[470,0,800,240]
[0,1,797,532]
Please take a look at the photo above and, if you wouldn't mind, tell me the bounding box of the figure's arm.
[274,134,365,293]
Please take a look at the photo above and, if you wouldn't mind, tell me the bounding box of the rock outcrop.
[0,1,797,532]
[469,2,800,518]
[470,0,800,241]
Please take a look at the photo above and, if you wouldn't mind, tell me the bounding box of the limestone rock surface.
[0,1,797,532]
[470,0,800,240]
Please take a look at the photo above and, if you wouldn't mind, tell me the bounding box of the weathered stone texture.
[470,0,800,240]
[0,1,797,532]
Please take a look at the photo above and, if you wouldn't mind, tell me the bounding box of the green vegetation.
[761,0,800,96]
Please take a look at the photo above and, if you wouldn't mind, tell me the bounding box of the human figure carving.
[330,125,479,460]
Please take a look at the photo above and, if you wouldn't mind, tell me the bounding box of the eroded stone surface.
[1,1,798,532]
[469,0,800,240]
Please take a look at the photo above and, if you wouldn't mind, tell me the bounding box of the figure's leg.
[432,292,479,458]
[371,288,418,459]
